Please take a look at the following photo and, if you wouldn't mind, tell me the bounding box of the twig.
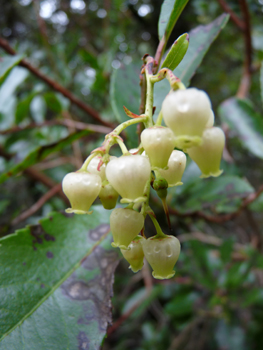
[0,37,114,128]
[216,0,245,30]
[11,183,62,226]
[0,145,68,203]
[107,290,149,336]
[0,119,112,135]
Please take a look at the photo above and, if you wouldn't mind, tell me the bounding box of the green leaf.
[165,291,198,317]
[154,14,229,117]
[158,0,189,41]
[0,130,90,184]
[0,208,120,349]
[174,13,229,86]
[0,55,24,84]
[15,92,38,124]
[161,33,189,71]
[171,175,254,215]
[260,61,263,105]
[110,63,141,148]
[219,97,263,159]
[44,92,63,113]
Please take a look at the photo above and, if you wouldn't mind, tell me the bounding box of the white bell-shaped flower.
[106,155,151,203]
[142,235,181,279]
[87,155,117,181]
[187,127,225,178]
[158,150,186,187]
[162,88,211,149]
[62,172,101,214]
[121,235,145,272]
[141,126,175,169]
[110,208,145,249]
[206,109,215,128]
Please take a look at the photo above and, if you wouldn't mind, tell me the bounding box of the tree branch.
[11,183,62,226]
[0,37,114,128]
[0,119,111,135]
[216,0,245,30]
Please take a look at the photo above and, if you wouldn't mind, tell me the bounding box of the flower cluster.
[62,73,225,279]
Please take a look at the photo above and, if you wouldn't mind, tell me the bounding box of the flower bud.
[121,235,145,272]
[62,172,101,214]
[187,127,225,178]
[158,150,186,187]
[162,88,211,149]
[142,235,181,279]
[106,155,151,203]
[110,208,145,249]
[99,181,119,210]
[141,126,174,168]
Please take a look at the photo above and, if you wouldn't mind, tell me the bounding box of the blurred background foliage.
[1,0,263,349]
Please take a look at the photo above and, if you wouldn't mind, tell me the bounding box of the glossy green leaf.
[161,33,189,71]
[165,291,198,317]
[15,92,38,124]
[0,208,120,349]
[110,63,141,148]
[43,92,63,113]
[154,14,229,117]
[219,97,263,159]
[0,55,24,84]
[171,175,254,215]
[174,13,229,86]
[260,61,263,105]
[158,0,189,41]
[0,130,90,184]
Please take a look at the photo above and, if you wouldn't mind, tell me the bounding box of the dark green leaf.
[44,92,63,113]
[174,13,229,86]
[0,208,120,349]
[219,239,234,264]
[219,97,263,159]
[0,130,90,184]
[171,175,254,215]
[158,0,189,41]
[110,63,141,148]
[154,14,229,117]
[261,61,263,105]
[0,55,24,84]
[242,288,263,307]
[15,92,38,124]
[165,291,198,317]
[161,33,189,71]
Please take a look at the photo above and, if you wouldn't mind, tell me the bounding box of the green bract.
[62,172,101,214]
[121,235,145,272]
[141,126,175,169]
[187,126,225,178]
[162,88,211,149]
[142,235,181,279]
[110,208,145,249]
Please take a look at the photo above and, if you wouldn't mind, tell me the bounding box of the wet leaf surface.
[0,207,120,349]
